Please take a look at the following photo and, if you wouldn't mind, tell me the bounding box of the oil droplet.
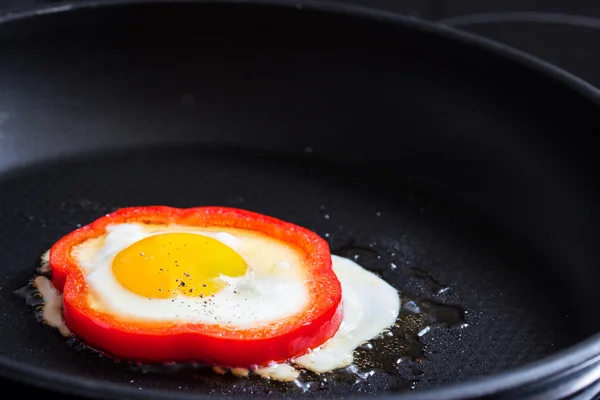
[334,245,380,263]
[403,301,421,314]
[409,267,449,294]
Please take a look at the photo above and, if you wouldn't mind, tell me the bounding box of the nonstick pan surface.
[1,2,600,400]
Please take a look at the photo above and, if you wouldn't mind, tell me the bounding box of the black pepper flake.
[233,291,238,294]
[172,299,175,302]
[180,281,186,287]
[183,273,190,277]
[200,294,204,298]
[159,289,162,292]
[202,284,207,288]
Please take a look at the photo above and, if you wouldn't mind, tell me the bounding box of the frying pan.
[1,1,600,399]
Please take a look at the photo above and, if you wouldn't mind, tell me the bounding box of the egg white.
[72,223,309,328]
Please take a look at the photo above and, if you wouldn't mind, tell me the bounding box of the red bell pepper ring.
[49,206,343,367]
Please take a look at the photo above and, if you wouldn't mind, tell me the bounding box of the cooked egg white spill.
[71,223,401,379]
[73,223,309,327]
[293,255,400,372]
[249,255,400,381]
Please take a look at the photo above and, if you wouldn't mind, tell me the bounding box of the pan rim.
[1,0,600,399]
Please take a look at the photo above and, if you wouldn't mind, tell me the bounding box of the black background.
[1,0,600,88]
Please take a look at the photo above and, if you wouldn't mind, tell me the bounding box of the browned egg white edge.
[34,250,71,337]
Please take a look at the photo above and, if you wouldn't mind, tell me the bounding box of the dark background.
[1,0,600,89]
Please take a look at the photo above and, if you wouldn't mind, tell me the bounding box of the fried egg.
[71,222,400,376]
[73,223,309,327]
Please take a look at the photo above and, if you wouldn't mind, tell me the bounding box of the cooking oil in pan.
[15,245,468,393]
[14,280,43,309]
[408,267,450,294]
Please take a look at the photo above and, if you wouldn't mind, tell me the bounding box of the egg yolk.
[112,233,247,298]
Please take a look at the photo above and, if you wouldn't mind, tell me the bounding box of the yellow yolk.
[112,233,247,298]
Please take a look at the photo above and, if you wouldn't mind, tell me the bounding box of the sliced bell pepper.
[49,206,343,367]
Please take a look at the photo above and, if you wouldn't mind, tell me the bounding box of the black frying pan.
[1,1,600,399]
